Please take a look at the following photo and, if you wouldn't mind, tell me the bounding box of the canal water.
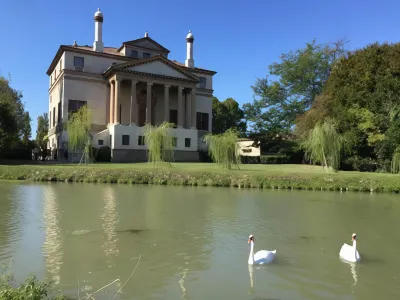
[0,182,399,299]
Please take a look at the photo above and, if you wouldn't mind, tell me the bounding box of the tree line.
[215,39,400,173]
[3,38,400,172]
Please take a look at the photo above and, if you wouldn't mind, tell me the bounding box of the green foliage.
[301,119,344,172]
[0,75,29,157]
[391,146,400,174]
[66,105,92,164]
[96,146,111,162]
[297,42,400,171]
[244,39,346,136]
[143,122,175,168]
[35,113,49,149]
[204,128,241,169]
[0,273,65,300]
[212,97,246,135]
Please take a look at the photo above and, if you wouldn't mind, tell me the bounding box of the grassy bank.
[1,163,400,193]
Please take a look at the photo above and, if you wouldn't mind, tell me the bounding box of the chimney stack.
[185,30,194,68]
[93,8,104,52]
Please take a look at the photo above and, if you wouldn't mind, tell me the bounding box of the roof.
[103,55,200,83]
[117,36,170,53]
[172,60,217,75]
[46,43,217,76]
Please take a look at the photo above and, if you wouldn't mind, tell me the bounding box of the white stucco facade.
[46,8,216,162]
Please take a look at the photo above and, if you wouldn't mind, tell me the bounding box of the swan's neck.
[353,240,357,251]
[248,241,254,265]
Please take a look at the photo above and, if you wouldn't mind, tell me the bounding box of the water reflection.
[340,258,358,286]
[100,186,119,265]
[42,184,63,285]
[248,265,254,294]
[1,184,400,300]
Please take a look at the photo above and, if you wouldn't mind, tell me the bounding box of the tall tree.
[296,42,400,172]
[212,97,246,135]
[66,105,92,164]
[243,39,347,136]
[21,112,31,146]
[0,75,26,156]
[35,113,49,149]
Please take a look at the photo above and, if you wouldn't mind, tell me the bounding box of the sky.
[1,0,400,136]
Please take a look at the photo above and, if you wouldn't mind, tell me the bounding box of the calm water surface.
[0,182,399,299]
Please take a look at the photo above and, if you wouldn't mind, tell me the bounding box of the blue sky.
[1,0,399,136]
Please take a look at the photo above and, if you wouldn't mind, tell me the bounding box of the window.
[131,50,138,58]
[74,56,84,70]
[110,135,112,146]
[57,102,62,124]
[199,77,206,88]
[50,76,52,85]
[122,135,130,146]
[172,137,177,147]
[196,112,209,131]
[49,111,52,128]
[169,109,177,127]
[59,60,62,72]
[138,135,145,145]
[52,107,55,127]
[55,69,57,78]
[143,52,150,58]
[68,100,87,117]
[98,140,104,146]
[185,138,191,148]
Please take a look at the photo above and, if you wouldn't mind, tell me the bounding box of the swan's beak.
[248,239,250,243]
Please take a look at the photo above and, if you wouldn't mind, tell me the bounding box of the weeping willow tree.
[391,146,400,174]
[142,122,175,168]
[66,105,93,165]
[301,118,344,172]
[204,128,241,169]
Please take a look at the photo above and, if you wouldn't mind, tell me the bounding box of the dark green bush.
[260,155,289,164]
[344,156,378,172]
[95,146,111,162]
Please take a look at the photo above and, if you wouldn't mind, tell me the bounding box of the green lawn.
[18,162,394,177]
[0,162,399,193]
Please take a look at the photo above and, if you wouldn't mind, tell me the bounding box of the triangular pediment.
[122,37,170,53]
[128,60,190,79]
[111,56,199,82]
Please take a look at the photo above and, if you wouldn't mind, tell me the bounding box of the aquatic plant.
[204,128,241,169]
[142,122,175,168]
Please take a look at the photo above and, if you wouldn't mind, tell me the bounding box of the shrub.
[344,156,378,172]
[260,155,289,164]
[0,273,66,300]
[96,146,111,162]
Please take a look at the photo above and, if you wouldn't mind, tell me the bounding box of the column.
[146,82,152,124]
[177,86,184,128]
[191,89,197,129]
[114,78,121,124]
[164,85,170,122]
[109,81,114,123]
[130,80,137,125]
[106,83,110,124]
[185,91,191,129]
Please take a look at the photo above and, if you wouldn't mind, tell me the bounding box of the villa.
[46,8,216,162]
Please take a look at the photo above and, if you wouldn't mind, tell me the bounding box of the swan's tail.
[271,250,276,254]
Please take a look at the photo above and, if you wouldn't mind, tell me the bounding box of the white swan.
[248,234,276,265]
[339,233,360,263]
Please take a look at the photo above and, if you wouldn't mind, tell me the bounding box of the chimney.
[93,8,104,52]
[185,30,194,68]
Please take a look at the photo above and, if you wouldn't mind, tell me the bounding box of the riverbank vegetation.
[1,163,400,193]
